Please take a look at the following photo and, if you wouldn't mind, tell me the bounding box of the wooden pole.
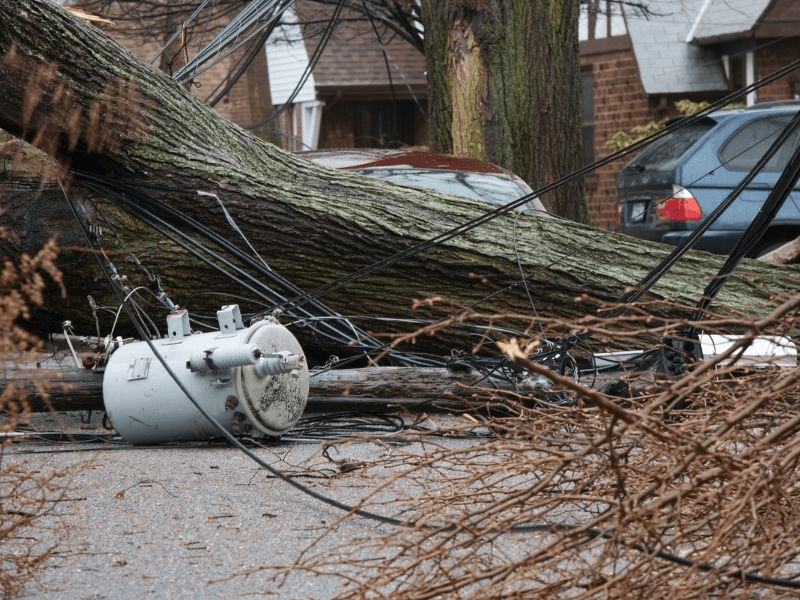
[1,351,514,413]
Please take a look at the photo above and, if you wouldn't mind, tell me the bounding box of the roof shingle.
[294,0,427,95]
[625,0,727,95]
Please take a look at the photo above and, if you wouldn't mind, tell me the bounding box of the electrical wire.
[204,26,275,106]
[172,0,294,84]
[195,189,280,284]
[72,59,800,385]
[689,114,800,322]
[72,170,441,367]
[57,25,800,587]
[107,285,157,340]
[149,0,217,66]
[62,180,427,527]
[55,181,800,590]
[78,57,800,365]
[423,64,800,359]
[264,0,346,125]
[286,313,534,342]
[281,412,407,442]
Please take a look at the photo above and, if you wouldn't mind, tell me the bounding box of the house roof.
[293,0,427,98]
[687,0,773,44]
[755,0,800,37]
[624,0,728,95]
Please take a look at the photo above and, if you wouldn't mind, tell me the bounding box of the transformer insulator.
[253,351,303,377]
[188,344,261,372]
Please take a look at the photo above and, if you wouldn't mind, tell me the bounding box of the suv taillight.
[655,188,702,222]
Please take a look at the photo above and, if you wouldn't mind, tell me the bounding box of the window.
[354,101,416,148]
[719,115,800,172]
[628,119,716,172]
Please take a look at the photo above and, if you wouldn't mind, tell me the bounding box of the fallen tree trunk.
[1,0,800,361]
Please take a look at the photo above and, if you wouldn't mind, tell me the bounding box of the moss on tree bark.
[0,0,799,358]
[421,0,587,222]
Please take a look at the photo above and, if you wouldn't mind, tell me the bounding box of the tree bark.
[0,0,799,362]
[421,0,586,222]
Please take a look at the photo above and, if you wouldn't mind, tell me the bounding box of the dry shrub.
[288,294,800,599]
[0,232,69,598]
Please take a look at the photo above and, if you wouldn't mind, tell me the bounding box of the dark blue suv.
[617,104,800,257]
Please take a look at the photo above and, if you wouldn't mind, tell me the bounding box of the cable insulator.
[188,344,261,372]
[253,351,303,377]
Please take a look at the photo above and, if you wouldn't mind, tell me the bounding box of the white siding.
[265,5,316,105]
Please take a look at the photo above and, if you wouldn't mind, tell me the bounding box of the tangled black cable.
[282,412,406,442]
[58,183,800,590]
[72,170,441,368]
[172,0,294,85]
[61,51,800,593]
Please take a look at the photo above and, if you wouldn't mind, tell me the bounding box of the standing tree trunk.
[0,0,797,360]
[422,0,587,222]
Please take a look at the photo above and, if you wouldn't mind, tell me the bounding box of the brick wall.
[756,38,800,102]
[218,47,275,135]
[582,43,653,230]
[190,52,268,129]
[90,11,271,140]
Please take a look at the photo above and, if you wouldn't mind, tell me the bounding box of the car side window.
[719,114,800,172]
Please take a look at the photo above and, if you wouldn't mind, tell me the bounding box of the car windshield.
[352,167,537,209]
[627,119,717,172]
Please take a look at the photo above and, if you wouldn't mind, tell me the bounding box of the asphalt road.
[8,409,456,600]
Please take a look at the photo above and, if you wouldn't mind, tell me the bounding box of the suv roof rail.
[745,99,800,110]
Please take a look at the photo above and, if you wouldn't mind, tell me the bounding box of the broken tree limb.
[758,236,800,265]
[1,0,800,360]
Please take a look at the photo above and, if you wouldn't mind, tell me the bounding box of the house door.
[354,101,415,148]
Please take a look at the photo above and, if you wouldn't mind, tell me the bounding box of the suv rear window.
[627,119,716,172]
[719,113,800,172]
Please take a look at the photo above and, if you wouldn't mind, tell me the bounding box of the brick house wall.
[219,48,276,139]
[581,37,653,230]
[756,37,800,102]
[84,6,275,140]
[196,53,272,133]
